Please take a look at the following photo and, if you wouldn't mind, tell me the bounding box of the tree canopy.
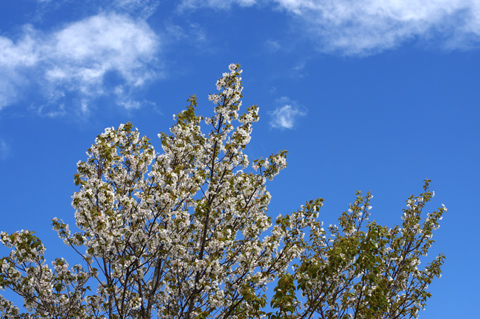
[0,64,445,319]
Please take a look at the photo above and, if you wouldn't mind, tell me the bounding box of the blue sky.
[1,0,479,317]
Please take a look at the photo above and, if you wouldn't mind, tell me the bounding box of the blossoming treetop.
[0,64,445,318]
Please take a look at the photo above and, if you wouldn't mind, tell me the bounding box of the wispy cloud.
[180,0,480,55]
[0,13,161,114]
[35,0,161,19]
[0,139,10,160]
[270,97,306,129]
[179,0,256,10]
[265,39,281,52]
[112,0,160,19]
[0,26,39,109]
[273,0,480,55]
[166,22,207,44]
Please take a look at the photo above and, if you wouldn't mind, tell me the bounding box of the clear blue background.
[0,1,479,317]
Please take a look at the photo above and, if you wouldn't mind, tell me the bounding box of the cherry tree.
[0,64,445,319]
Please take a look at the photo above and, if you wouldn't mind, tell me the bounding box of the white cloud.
[272,0,480,55]
[180,0,480,55]
[0,27,40,109]
[49,14,159,87]
[0,13,160,113]
[270,98,306,129]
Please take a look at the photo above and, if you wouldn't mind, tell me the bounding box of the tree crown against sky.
[0,64,445,319]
